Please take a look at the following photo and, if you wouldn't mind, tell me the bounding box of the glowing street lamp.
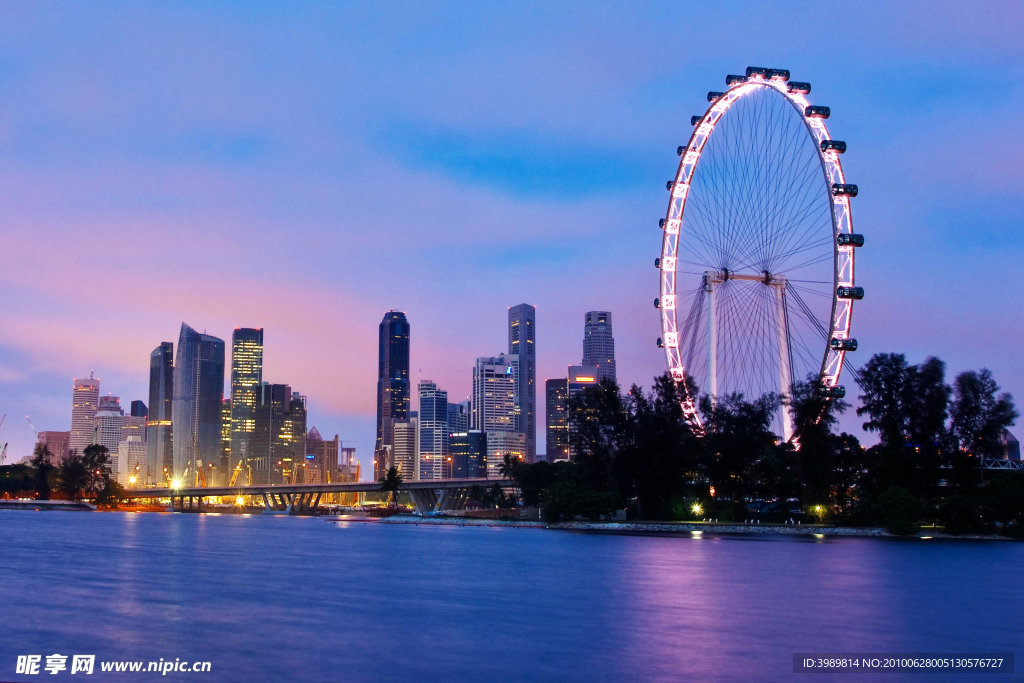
[692,503,703,516]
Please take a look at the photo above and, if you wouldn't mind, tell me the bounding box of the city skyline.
[1,4,1022,478]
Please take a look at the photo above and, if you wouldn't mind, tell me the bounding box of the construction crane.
[25,415,37,435]
[229,459,252,487]
[0,414,6,465]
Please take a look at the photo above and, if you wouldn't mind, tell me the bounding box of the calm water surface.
[1,511,1021,682]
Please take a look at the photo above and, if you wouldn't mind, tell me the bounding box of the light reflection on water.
[1,511,1021,682]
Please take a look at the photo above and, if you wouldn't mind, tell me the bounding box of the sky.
[1,1,1022,472]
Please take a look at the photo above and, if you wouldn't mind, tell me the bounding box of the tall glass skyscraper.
[251,383,307,485]
[375,311,410,481]
[70,372,100,454]
[582,311,616,384]
[508,304,536,462]
[229,327,263,476]
[146,343,173,485]
[418,380,448,480]
[171,323,225,484]
[545,378,569,461]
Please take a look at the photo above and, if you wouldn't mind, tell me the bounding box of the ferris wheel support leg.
[774,283,795,442]
[707,277,718,404]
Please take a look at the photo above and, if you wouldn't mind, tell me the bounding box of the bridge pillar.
[410,488,437,514]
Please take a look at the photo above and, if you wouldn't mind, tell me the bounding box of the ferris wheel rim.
[658,73,858,433]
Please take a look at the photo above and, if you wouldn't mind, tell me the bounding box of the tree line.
[0,444,124,507]
[502,353,1024,536]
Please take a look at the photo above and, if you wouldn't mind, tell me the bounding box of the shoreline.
[373,514,1020,540]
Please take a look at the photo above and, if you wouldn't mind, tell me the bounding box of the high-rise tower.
[582,311,616,384]
[171,323,225,484]
[70,372,100,454]
[508,304,536,462]
[418,380,448,480]
[375,311,410,481]
[229,328,263,475]
[146,342,173,484]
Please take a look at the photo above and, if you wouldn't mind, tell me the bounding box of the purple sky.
[1,2,1022,471]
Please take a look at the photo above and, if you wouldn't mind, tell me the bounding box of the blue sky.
[0,1,1022,468]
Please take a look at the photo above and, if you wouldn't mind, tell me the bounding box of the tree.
[856,353,912,447]
[700,391,777,511]
[949,369,1018,458]
[29,444,55,500]
[785,377,850,508]
[56,450,90,500]
[616,375,699,519]
[378,466,403,507]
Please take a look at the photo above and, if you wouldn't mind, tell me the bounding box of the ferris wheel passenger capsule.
[768,68,791,82]
[659,219,666,229]
[820,140,847,153]
[654,298,661,309]
[656,338,664,348]
[745,66,769,79]
[690,115,703,126]
[666,181,676,191]
[707,91,725,102]
[832,183,858,197]
[830,338,858,351]
[821,386,846,399]
[677,145,687,156]
[787,81,811,95]
[655,258,662,268]
[837,286,864,300]
[726,74,748,86]
[805,105,830,119]
[837,233,865,247]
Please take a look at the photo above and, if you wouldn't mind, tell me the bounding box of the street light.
[692,503,703,516]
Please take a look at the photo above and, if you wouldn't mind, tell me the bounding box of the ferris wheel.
[656,67,864,440]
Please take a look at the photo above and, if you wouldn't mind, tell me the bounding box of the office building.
[251,383,306,485]
[146,342,173,485]
[37,431,70,464]
[307,427,340,483]
[566,366,600,458]
[220,398,231,485]
[447,401,470,433]
[472,356,517,433]
[117,436,147,486]
[70,372,100,454]
[171,323,226,483]
[375,311,410,481]
[418,381,448,480]
[545,379,569,461]
[130,401,148,418]
[485,431,526,479]
[393,413,419,480]
[92,395,124,455]
[449,431,487,478]
[338,447,359,483]
[121,412,147,445]
[508,304,537,462]
[582,311,616,384]
[229,328,263,476]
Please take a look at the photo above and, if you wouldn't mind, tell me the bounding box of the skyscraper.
[508,304,536,462]
[393,414,419,481]
[220,398,231,485]
[146,342,173,485]
[447,401,470,434]
[545,378,569,461]
[449,431,486,478]
[130,401,148,418]
[472,356,517,433]
[92,395,124,455]
[70,372,100,454]
[171,323,225,484]
[251,384,307,484]
[567,365,600,458]
[37,431,70,464]
[485,431,526,479]
[229,328,263,475]
[582,311,616,384]
[375,311,410,481]
[418,380,448,480]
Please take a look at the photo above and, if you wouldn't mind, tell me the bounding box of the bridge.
[123,478,514,516]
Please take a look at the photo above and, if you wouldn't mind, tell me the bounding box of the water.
[1,511,1021,682]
